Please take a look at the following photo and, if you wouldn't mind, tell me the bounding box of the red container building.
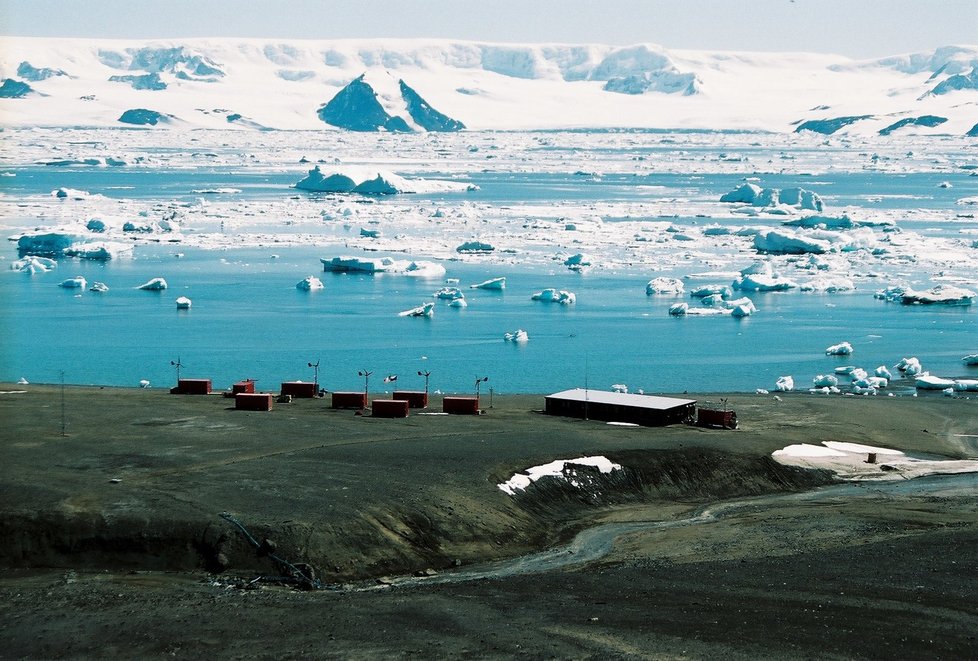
[232,380,255,394]
[371,399,410,418]
[235,393,273,411]
[332,392,368,409]
[170,378,212,395]
[281,381,318,398]
[443,396,480,415]
[392,390,428,408]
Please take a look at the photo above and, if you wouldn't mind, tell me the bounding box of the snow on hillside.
[1,37,976,134]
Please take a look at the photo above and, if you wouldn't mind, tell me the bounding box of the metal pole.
[60,369,66,437]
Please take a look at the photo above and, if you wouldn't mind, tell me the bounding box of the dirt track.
[1,385,976,658]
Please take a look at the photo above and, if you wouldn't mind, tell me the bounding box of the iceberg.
[449,298,467,308]
[953,379,978,392]
[470,277,506,290]
[175,296,192,309]
[64,242,132,261]
[137,277,168,291]
[753,229,830,255]
[296,276,324,291]
[689,284,731,298]
[963,354,978,366]
[433,287,464,300]
[813,374,839,387]
[645,277,684,295]
[563,253,592,271]
[825,342,854,356]
[11,256,57,273]
[504,329,529,343]
[456,241,495,254]
[531,288,576,305]
[297,165,469,195]
[896,357,924,377]
[915,375,956,390]
[798,276,855,293]
[321,256,444,277]
[775,376,794,392]
[89,282,109,293]
[399,302,434,318]
[875,365,893,380]
[732,273,797,292]
[58,276,87,289]
[16,232,83,257]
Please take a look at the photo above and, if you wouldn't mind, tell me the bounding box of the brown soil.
[1,385,976,658]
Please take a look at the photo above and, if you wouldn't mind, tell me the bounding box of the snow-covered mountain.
[1,37,976,135]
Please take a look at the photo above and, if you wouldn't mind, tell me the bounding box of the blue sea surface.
[2,145,976,394]
[1,244,974,394]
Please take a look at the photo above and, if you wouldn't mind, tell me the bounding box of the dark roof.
[546,389,695,410]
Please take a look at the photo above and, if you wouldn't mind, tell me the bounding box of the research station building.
[545,388,696,426]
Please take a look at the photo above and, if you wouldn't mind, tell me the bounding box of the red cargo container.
[169,378,212,395]
[372,399,410,418]
[235,393,273,411]
[392,390,428,408]
[695,408,738,429]
[281,381,318,398]
[443,396,480,415]
[332,391,368,409]
[232,380,255,394]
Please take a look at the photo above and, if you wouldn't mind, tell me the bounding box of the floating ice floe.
[320,256,445,277]
[531,288,576,305]
[89,281,109,293]
[139,379,151,388]
[471,277,506,290]
[775,375,794,392]
[449,298,467,308]
[58,276,87,289]
[11,256,57,273]
[296,276,324,291]
[504,329,528,343]
[953,379,978,391]
[963,354,978,366]
[175,296,192,309]
[825,341,853,356]
[137,277,167,291]
[359,227,381,238]
[899,285,975,306]
[611,384,628,393]
[399,302,434,317]
[798,276,855,293]
[497,456,623,495]
[646,277,684,295]
[875,365,892,380]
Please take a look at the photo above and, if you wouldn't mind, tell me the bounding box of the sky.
[0,0,975,59]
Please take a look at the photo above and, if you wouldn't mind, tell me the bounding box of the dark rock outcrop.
[795,115,873,134]
[0,78,33,98]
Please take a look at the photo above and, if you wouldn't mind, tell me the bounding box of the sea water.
[1,131,976,394]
